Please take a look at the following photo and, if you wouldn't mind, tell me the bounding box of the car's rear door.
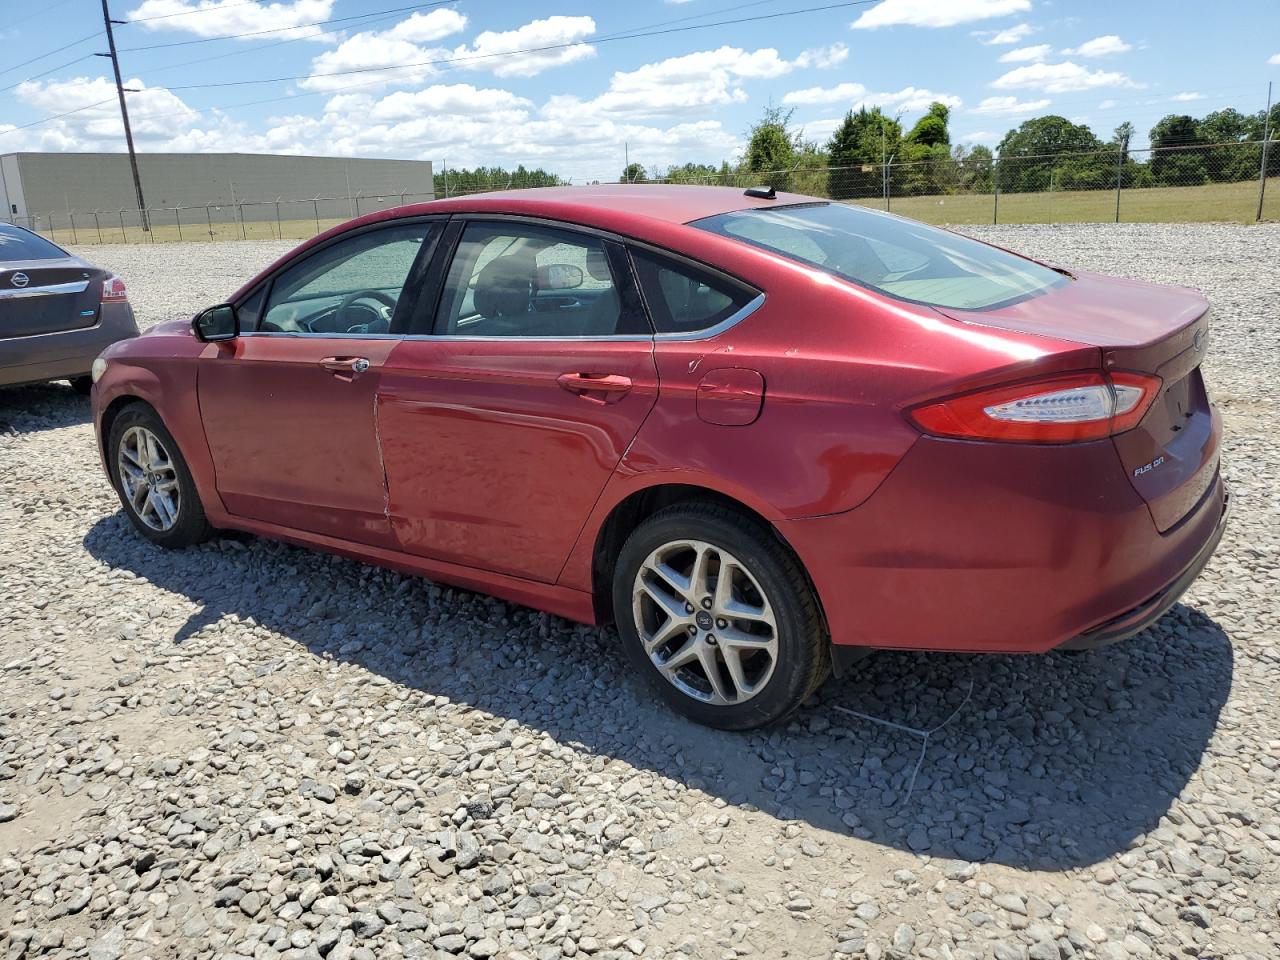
[378,217,659,582]
[197,219,441,547]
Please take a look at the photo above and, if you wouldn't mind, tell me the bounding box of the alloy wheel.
[632,539,779,706]
[117,426,181,532]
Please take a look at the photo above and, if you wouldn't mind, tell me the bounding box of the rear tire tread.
[613,501,830,730]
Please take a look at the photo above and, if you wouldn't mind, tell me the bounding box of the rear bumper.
[1059,483,1229,650]
[0,303,138,387]
[780,434,1227,654]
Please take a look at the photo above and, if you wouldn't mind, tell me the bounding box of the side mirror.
[535,263,584,291]
[193,304,239,342]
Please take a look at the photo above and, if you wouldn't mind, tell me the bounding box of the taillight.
[101,276,128,301]
[908,371,1161,443]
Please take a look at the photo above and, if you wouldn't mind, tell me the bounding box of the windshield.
[691,202,1066,310]
[0,223,68,261]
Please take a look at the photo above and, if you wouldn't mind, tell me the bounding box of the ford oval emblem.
[10,271,29,288]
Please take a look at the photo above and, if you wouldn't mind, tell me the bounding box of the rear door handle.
[320,356,370,377]
[557,372,633,399]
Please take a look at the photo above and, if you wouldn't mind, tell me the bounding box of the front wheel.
[108,403,212,548]
[612,503,829,730]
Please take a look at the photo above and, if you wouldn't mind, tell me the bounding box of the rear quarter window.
[630,250,757,335]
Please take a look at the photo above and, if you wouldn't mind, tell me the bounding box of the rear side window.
[0,224,67,260]
[691,202,1066,310]
[630,250,756,335]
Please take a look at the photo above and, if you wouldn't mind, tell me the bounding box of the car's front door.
[378,219,659,582]
[197,221,438,546]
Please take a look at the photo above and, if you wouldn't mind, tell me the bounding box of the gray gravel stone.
[0,225,1277,960]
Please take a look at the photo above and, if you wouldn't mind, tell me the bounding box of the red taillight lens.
[908,371,1161,443]
[101,276,128,301]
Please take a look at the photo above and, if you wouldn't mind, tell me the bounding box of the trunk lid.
[1,260,103,339]
[938,270,1218,532]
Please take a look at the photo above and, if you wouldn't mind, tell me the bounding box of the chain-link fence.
[4,140,1276,245]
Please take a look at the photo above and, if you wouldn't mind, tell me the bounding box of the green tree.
[1149,114,1205,184]
[620,163,647,183]
[905,102,951,148]
[437,165,564,196]
[1198,109,1258,181]
[745,105,802,190]
[996,115,1107,192]
[824,107,902,199]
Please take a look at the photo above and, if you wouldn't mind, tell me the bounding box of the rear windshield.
[0,223,67,261]
[691,202,1066,310]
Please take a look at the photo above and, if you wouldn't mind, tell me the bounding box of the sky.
[1,0,1277,181]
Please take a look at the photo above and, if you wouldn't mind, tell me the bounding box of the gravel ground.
[2,223,1278,960]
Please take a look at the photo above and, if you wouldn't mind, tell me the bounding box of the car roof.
[389,184,819,227]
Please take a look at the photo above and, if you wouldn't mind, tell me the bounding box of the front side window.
[692,202,1066,310]
[435,222,643,337]
[258,222,434,335]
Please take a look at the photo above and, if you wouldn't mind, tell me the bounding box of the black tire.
[107,402,212,548]
[70,376,93,395]
[612,502,829,730]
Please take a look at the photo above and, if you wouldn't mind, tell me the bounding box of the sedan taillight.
[101,276,128,301]
[908,371,1162,443]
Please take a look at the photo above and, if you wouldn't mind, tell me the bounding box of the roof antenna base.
[744,185,776,200]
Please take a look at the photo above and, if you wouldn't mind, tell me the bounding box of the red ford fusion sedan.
[92,185,1227,729]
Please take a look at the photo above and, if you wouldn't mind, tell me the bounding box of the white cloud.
[782,82,868,106]
[1062,35,1132,57]
[300,9,468,92]
[794,43,850,69]
[998,44,1051,63]
[569,46,804,118]
[853,0,1030,30]
[1270,53,1280,65]
[15,76,201,145]
[363,84,532,123]
[958,131,996,143]
[1170,92,1203,102]
[1098,99,1116,109]
[992,61,1140,94]
[975,23,1033,44]
[389,9,468,44]
[970,95,1051,116]
[783,83,961,113]
[125,0,336,41]
[449,16,597,79]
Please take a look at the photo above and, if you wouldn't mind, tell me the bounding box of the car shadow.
[0,382,91,434]
[82,514,1233,871]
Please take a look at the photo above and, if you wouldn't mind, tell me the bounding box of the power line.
[125,0,285,23]
[0,29,102,78]
[7,0,78,30]
[138,6,433,77]
[0,54,98,95]
[116,0,459,52]
[163,0,880,91]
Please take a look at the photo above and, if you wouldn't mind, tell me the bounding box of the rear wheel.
[613,503,828,730]
[108,403,212,548]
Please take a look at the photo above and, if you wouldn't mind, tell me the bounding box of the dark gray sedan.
[1,223,138,393]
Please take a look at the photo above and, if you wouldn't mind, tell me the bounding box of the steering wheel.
[335,289,397,333]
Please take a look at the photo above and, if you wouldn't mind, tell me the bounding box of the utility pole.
[97,0,149,231]
[1257,81,1273,222]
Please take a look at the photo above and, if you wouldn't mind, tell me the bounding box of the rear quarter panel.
[557,244,1103,594]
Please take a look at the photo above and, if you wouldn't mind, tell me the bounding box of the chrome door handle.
[320,356,370,376]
